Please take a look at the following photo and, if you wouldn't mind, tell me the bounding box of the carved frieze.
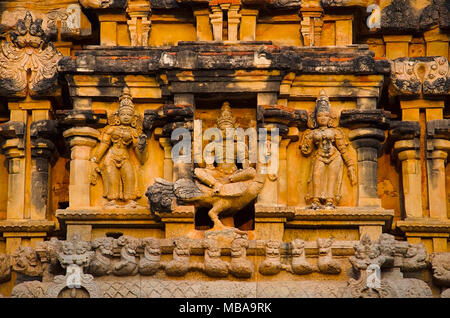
[0,12,62,96]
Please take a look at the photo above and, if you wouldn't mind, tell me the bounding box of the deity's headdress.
[314,89,331,114]
[307,90,337,128]
[118,86,135,113]
[216,101,238,131]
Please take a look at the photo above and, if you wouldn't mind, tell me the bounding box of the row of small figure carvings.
[1,232,445,283]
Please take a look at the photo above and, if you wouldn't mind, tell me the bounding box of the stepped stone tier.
[0,0,448,298]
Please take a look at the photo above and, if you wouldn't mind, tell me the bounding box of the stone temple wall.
[0,0,448,298]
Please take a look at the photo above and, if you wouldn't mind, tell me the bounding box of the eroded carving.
[165,237,191,277]
[88,237,116,276]
[12,246,42,277]
[114,236,139,276]
[90,87,148,209]
[317,238,341,274]
[430,253,450,286]
[290,239,314,275]
[259,240,282,275]
[202,238,229,278]
[139,238,161,276]
[390,57,450,96]
[0,254,11,283]
[0,11,62,96]
[230,233,253,278]
[402,243,427,272]
[300,90,356,209]
[11,281,46,298]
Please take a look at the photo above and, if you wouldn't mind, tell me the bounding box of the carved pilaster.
[209,5,223,41]
[126,0,151,46]
[227,4,241,42]
[0,121,26,220]
[30,120,58,220]
[340,109,391,207]
[389,121,422,219]
[299,6,324,47]
[63,127,100,209]
[426,119,450,221]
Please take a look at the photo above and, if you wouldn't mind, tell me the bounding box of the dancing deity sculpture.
[90,87,147,208]
[300,90,356,209]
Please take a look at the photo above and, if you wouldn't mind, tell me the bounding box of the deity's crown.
[118,86,135,113]
[216,101,238,130]
[315,89,331,113]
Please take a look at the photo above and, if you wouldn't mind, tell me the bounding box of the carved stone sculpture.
[430,253,450,286]
[300,90,356,209]
[230,233,253,278]
[202,238,229,278]
[88,237,116,276]
[50,234,100,298]
[349,234,384,271]
[402,243,428,272]
[290,239,314,275]
[11,281,46,298]
[58,235,93,269]
[317,238,341,274]
[165,237,191,277]
[147,102,265,229]
[36,238,63,282]
[0,254,11,284]
[113,236,139,276]
[91,87,148,209]
[390,57,449,96]
[139,238,161,276]
[0,11,62,96]
[12,246,42,277]
[259,240,282,275]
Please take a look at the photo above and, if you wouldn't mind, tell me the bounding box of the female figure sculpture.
[300,90,356,209]
[90,87,147,208]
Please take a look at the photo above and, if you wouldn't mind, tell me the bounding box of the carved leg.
[121,160,136,201]
[312,159,326,202]
[104,165,121,201]
[327,156,343,205]
[208,204,227,230]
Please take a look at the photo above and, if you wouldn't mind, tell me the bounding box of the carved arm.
[335,128,357,185]
[300,129,314,155]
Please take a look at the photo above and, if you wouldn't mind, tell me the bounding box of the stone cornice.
[58,43,390,75]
